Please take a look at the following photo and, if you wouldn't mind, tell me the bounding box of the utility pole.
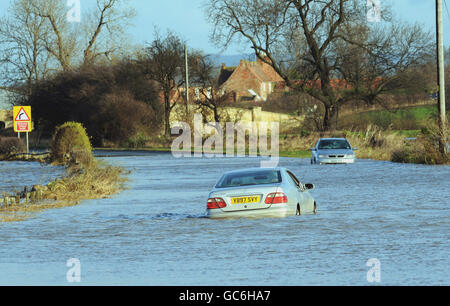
[185,45,190,117]
[436,0,448,154]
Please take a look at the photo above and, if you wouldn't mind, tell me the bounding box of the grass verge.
[339,105,438,130]
[279,124,448,164]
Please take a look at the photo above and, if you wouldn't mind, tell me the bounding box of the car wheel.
[296,204,301,216]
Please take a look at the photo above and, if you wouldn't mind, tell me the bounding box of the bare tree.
[140,30,186,136]
[0,0,51,97]
[0,0,136,109]
[29,0,77,71]
[206,0,433,131]
[208,0,293,84]
[207,0,360,130]
[190,53,229,123]
[81,0,136,66]
[0,0,136,82]
[336,22,434,107]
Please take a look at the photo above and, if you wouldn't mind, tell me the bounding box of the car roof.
[222,167,286,175]
[318,138,348,141]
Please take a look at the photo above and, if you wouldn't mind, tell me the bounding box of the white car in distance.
[311,138,357,165]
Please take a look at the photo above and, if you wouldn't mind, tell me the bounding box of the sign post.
[13,106,32,153]
[436,0,448,154]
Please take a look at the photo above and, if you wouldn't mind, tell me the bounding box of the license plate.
[231,196,261,205]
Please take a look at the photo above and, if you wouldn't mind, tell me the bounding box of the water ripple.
[0,153,449,285]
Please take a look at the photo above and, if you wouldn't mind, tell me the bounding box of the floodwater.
[0,152,449,285]
[0,161,65,194]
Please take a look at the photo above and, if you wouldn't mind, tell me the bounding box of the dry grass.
[1,120,129,222]
[279,125,417,161]
[279,123,449,164]
[391,120,449,165]
[343,125,405,161]
[46,160,126,201]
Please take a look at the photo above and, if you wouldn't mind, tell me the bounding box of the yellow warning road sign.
[13,106,32,132]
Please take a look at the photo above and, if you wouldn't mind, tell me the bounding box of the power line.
[444,0,450,21]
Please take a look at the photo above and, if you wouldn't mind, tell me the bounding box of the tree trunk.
[213,106,220,124]
[322,104,339,131]
[164,101,171,137]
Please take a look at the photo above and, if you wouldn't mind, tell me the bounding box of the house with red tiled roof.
[159,55,364,106]
[218,57,284,102]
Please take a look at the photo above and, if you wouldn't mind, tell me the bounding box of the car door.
[286,171,314,213]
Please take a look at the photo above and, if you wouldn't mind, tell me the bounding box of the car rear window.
[318,139,351,150]
[216,170,282,188]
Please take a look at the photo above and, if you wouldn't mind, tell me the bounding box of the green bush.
[300,129,311,138]
[51,122,93,165]
[126,132,147,148]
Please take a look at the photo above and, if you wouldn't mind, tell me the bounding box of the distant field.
[339,105,440,131]
[279,150,311,158]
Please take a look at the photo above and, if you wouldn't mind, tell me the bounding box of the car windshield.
[216,170,282,188]
[318,139,351,150]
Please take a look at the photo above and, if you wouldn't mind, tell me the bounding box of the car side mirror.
[352,147,358,151]
[310,148,316,151]
[304,183,315,190]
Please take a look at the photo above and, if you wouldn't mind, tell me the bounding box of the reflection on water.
[0,153,449,285]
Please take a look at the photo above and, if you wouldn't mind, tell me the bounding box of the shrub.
[97,90,158,147]
[50,122,93,166]
[0,137,26,155]
[126,132,147,148]
[300,129,311,138]
[27,62,162,146]
[391,120,449,165]
[343,125,404,161]
[391,143,420,164]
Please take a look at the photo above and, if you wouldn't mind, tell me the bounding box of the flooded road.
[0,153,449,285]
[0,161,65,194]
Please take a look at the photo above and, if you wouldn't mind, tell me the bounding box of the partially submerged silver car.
[311,138,357,165]
[206,168,316,219]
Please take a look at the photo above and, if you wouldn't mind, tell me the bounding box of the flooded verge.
[0,161,65,194]
[0,152,448,285]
